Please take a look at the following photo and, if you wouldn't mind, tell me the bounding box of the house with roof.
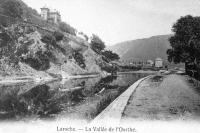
[40,7,61,24]
[155,57,163,68]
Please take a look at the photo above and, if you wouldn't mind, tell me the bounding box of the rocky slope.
[0,24,108,81]
[0,0,115,81]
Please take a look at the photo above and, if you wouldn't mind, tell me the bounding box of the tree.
[58,22,76,35]
[167,15,200,65]
[2,0,23,19]
[53,31,64,41]
[78,32,89,41]
[102,50,120,61]
[0,26,19,64]
[167,15,200,78]
[90,34,105,53]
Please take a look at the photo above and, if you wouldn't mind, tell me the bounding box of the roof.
[147,60,153,62]
[49,11,60,15]
[155,57,163,61]
[41,7,49,10]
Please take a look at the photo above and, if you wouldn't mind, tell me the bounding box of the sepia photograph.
[0,0,200,133]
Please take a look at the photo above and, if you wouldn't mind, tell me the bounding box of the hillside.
[0,0,112,82]
[0,0,40,18]
[109,35,172,61]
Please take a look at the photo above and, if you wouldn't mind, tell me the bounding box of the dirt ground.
[122,74,200,121]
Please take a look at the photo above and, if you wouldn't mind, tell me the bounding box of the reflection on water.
[0,73,149,121]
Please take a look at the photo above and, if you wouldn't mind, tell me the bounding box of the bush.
[17,34,57,70]
[102,50,120,61]
[53,31,64,41]
[0,26,19,63]
[0,16,10,27]
[87,91,118,119]
[90,34,105,53]
[58,22,76,35]
[72,51,86,69]
[41,33,66,55]
[1,0,23,19]
[41,33,57,46]
[22,51,51,70]
[0,30,12,48]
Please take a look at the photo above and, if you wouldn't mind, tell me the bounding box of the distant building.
[147,60,154,67]
[41,7,61,24]
[155,58,163,68]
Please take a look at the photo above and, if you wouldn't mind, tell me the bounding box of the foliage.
[22,51,52,70]
[72,51,86,69]
[78,32,89,41]
[100,65,118,73]
[58,22,76,36]
[53,31,64,41]
[41,33,57,46]
[102,50,120,61]
[90,34,105,53]
[41,33,66,55]
[167,15,200,64]
[0,26,19,64]
[1,0,23,19]
[94,92,117,116]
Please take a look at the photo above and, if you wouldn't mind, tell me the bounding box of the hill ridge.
[108,34,172,61]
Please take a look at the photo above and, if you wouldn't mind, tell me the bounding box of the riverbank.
[118,70,157,74]
[0,70,156,85]
[0,73,102,85]
[0,71,150,122]
[92,75,151,124]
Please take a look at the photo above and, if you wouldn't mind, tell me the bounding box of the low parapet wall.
[91,75,152,125]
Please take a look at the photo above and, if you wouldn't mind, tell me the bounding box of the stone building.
[155,57,163,68]
[41,7,61,24]
[147,60,154,67]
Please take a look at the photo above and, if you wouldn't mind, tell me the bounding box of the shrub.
[87,91,118,119]
[53,31,64,41]
[100,65,117,74]
[72,51,86,69]
[41,33,57,46]
[0,26,19,64]
[90,34,105,53]
[1,0,23,19]
[102,50,120,61]
[0,16,10,27]
[58,22,76,36]
[22,51,51,70]
[41,33,66,54]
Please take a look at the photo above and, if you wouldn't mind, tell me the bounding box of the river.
[0,73,150,122]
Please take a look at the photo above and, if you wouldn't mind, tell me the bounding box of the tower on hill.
[41,6,61,24]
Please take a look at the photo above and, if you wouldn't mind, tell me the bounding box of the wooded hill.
[109,35,172,61]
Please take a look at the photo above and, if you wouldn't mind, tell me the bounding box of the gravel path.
[122,74,200,121]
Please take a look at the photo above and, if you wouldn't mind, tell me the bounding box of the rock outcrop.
[0,24,106,80]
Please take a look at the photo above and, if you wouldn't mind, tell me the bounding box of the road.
[122,74,200,121]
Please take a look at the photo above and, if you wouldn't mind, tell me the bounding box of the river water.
[0,73,150,121]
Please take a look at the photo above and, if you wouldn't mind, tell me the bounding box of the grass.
[187,76,200,88]
[95,91,118,114]
[84,86,128,120]
[84,91,118,120]
[151,75,163,82]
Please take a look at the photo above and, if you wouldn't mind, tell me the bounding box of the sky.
[22,0,200,46]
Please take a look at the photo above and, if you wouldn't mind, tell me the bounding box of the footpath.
[93,73,200,124]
